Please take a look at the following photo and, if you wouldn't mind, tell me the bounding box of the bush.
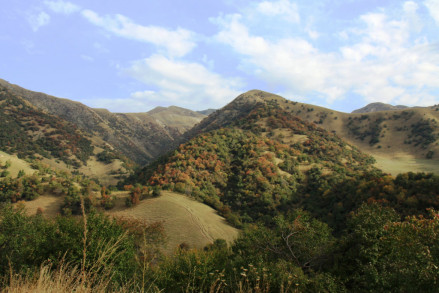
[0,205,138,286]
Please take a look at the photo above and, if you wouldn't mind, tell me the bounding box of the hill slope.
[109,191,239,252]
[146,106,206,134]
[0,85,131,185]
[352,102,408,113]
[0,79,204,165]
[188,90,439,175]
[131,97,378,226]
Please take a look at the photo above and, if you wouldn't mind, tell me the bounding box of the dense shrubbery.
[347,115,384,145]
[3,202,439,292]
[301,171,439,232]
[124,184,150,207]
[0,205,138,286]
[410,119,438,147]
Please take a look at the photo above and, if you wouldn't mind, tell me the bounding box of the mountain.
[0,85,132,185]
[130,92,378,226]
[0,79,204,165]
[352,102,408,113]
[197,108,217,115]
[125,90,439,233]
[146,106,206,134]
[187,90,439,175]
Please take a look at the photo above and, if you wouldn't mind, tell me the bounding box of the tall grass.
[2,262,129,293]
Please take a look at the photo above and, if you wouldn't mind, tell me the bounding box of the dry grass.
[0,151,35,178]
[78,153,126,186]
[39,155,125,187]
[270,94,439,174]
[109,191,239,253]
[2,263,129,293]
[19,191,239,253]
[19,195,64,217]
[373,154,439,176]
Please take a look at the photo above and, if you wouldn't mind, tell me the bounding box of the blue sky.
[1,0,438,112]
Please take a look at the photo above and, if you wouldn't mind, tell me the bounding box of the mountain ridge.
[0,79,204,165]
[184,90,439,175]
[352,102,409,113]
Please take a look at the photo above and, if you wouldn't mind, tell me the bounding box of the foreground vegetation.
[1,201,439,292]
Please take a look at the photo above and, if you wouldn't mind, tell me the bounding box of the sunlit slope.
[21,191,239,253]
[189,90,439,174]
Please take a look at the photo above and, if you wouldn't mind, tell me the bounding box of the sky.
[1,0,439,113]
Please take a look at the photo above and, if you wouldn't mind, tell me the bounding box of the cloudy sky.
[1,0,439,112]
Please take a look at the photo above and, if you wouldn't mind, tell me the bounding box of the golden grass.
[0,151,35,178]
[19,191,239,253]
[109,191,239,253]
[373,154,439,176]
[19,195,64,217]
[268,93,439,174]
[39,155,125,187]
[1,263,130,293]
[78,151,126,186]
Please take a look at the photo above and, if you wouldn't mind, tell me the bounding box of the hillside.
[352,102,408,113]
[146,106,206,134]
[131,98,380,227]
[0,79,204,165]
[0,85,130,185]
[197,108,217,115]
[19,190,238,252]
[0,86,94,166]
[188,90,439,175]
[3,89,439,292]
[109,191,238,252]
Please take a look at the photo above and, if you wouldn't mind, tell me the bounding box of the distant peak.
[352,102,408,114]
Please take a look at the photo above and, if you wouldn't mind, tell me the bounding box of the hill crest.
[187,90,439,174]
[352,102,409,113]
[0,79,204,165]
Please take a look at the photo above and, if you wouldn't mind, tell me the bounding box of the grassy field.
[20,191,239,253]
[19,195,64,217]
[109,191,239,253]
[0,151,35,178]
[40,155,126,186]
[373,154,439,176]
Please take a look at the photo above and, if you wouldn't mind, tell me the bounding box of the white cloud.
[212,2,439,107]
[81,10,196,57]
[27,11,50,31]
[44,0,80,15]
[256,0,300,23]
[80,54,94,62]
[425,0,439,24]
[125,54,243,110]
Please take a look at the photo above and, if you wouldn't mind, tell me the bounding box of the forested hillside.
[128,100,374,226]
[188,90,439,175]
[3,95,438,292]
[130,97,439,231]
[0,86,94,167]
[0,79,205,165]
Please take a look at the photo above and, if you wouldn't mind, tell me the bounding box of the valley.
[1,82,439,292]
